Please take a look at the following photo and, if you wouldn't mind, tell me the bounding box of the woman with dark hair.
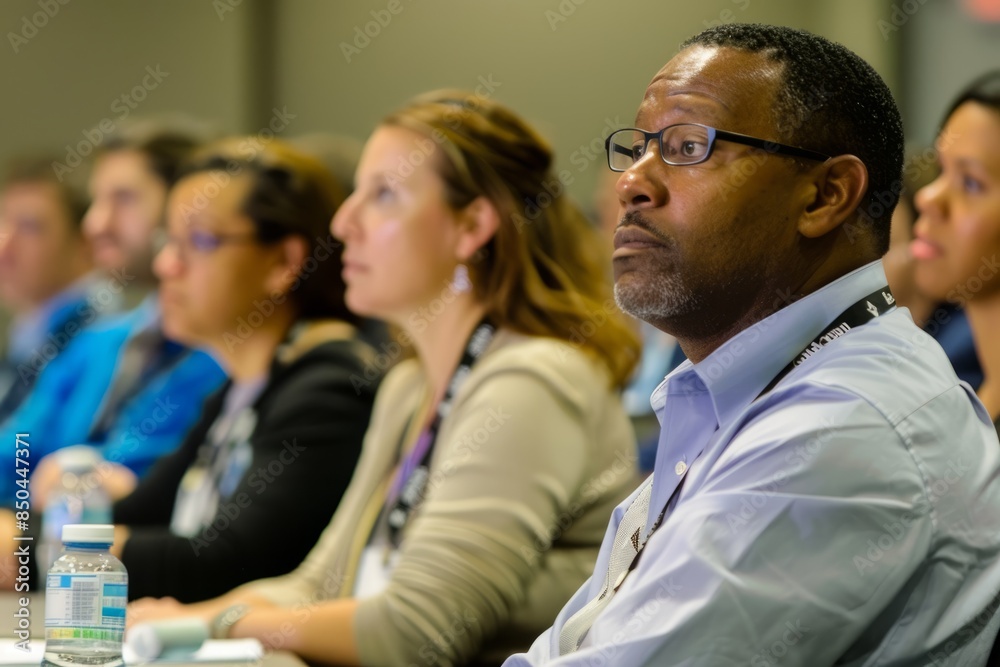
[129,91,641,666]
[912,71,1000,435]
[111,138,380,602]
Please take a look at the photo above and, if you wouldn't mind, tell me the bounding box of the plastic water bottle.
[43,524,127,667]
[40,446,112,575]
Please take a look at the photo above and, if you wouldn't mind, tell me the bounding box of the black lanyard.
[385,319,496,546]
[614,285,896,592]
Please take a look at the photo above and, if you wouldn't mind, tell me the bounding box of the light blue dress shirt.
[505,261,1000,666]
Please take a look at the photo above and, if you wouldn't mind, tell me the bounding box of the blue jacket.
[2,295,226,505]
[0,282,109,423]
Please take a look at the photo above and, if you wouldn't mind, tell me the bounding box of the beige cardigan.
[235,329,638,666]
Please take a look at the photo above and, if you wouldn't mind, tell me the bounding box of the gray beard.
[613,271,700,324]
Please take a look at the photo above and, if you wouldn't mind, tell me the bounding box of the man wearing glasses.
[505,24,1000,666]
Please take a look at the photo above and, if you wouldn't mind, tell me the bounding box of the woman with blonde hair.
[130,90,640,666]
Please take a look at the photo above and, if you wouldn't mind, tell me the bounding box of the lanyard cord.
[616,285,896,591]
[385,319,497,546]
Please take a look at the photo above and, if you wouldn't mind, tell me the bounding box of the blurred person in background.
[110,139,379,602]
[883,148,983,388]
[9,118,227,499]
[128,90,641,667]
[0,156,100,422]
[913,70,1000,438]
[0,120,227,586]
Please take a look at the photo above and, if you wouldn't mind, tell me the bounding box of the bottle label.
[44,572,127,642]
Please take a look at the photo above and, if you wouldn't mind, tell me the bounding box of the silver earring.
[450,264,472,294]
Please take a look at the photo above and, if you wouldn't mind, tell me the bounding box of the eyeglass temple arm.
[714,129,830,162]
[606,138,636,160]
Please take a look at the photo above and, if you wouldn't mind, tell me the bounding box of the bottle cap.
[62,524,114,544]
[57,445,103,473]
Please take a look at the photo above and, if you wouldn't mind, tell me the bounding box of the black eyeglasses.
[155,228,260,262]
[605,123,830,171]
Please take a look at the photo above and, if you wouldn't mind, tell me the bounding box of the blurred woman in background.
[882,147,982,388]
[112,139,380,601]
[912,70,1000,434]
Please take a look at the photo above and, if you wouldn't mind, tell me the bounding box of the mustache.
[616,211,673,246]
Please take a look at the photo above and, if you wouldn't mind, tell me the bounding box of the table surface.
[0,593,308,666]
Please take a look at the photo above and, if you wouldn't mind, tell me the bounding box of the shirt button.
[675,461,687,476]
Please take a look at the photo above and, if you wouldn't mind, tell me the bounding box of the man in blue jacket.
[0,155,107,422]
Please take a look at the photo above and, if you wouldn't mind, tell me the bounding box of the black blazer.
[114,334,380,602]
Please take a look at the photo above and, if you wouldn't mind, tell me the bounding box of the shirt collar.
[652,260,890,427]
[7,272,101,361]
[133,291,164,333]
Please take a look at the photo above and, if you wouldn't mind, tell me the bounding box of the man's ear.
[455,196,501,261]
[265,235,309,297]
[797,155,869,238]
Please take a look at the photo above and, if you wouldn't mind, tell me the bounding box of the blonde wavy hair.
[382,90,639,388]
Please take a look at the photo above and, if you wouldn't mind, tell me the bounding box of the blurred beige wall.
[0,0,928,210]
[0,0,261,167]
[270,0,895,208]
[900,0,1000,147]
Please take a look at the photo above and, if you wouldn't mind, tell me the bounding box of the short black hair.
[944,70,1000,122]
[99,116,211,187]
[179,139,357,324]
[681,24,904,255]
[3,154,89,230]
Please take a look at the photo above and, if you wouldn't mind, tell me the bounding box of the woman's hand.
[126,596,205,629]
